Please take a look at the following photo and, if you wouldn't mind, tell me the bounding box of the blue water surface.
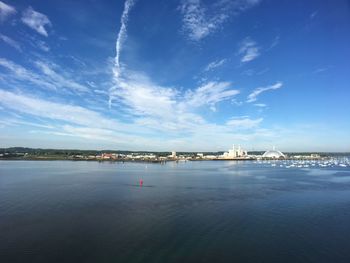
[1,160,350,263]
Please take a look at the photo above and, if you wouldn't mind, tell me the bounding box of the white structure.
[262,147,285,159]
[171,151,177,158]
[197,153,204,158]
[222,144,248,158]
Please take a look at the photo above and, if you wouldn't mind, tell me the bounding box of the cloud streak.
[204,59,226,72]
[0,58,56,90]
[239,37,260,63]
[185,81,239,111]
[0,1,16,21]
[0,89,128,133]
[179,0,228,41]
[35,61,89,93]
[0,34,21,51]
[21,7,52,36]
[247,82,283,103]
[0,58,90,93]
[226,116,263,129]
[179,0,261,41]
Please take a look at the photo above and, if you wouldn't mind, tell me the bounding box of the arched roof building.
[262,149,285,159]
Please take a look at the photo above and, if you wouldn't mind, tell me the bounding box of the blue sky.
[0,0,349,152]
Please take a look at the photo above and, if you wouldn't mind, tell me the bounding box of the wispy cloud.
[204,58,226,72]
[21,7,52,37]
[0,118,54,130]
[0,89,127,132]
[35,39,50,52]
[0,58,89,93]
[226,116,263,129]
[179,0,228,41]
[0,1,16,21]
[0,58,56,90]
[247,82,283,103]
[239,37,260,63]
[35,61,89,93]
[0,34,21,51]
[185,81,239,111]
[269,36,280,49]
[111,70,178,119]
[253,103,267,107]
[313,66,332,74]
[179,0,261,41]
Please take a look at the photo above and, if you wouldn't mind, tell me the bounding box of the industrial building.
[222,144,248,159]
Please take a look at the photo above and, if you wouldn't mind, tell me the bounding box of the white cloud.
[253,103,267,107]
[0,34,21,51]
[0,1,16,21]
[110,68,239,129]
[204,58,226,72]
[226,116,263,129]
[0,89,129,132]
[100,0,280,150]
[239,37,260,63]
[185,81,239,109]
[0,58,56,90]
[21,7,52,37]
[247,82,283,103]
[179,0,261,41]
[0,118,54,129]
[111,70,178,119]
[0,89,280,151]
[0,58,89,93]
[179,0,228,41]
[35,61,89,93]
[109,0,241,139]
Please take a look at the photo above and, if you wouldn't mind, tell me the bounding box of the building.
[197,153,204,158]
[222,144,248,159]
[262,147,285,159]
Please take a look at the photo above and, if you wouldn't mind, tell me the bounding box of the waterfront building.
[222,144,248,159]
[197,153,204,158]
[262,147,285,159]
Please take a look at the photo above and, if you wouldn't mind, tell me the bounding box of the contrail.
[110,0,135,109]
[114,0,135,78]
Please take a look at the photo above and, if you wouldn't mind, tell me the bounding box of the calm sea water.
[1,160,350,263]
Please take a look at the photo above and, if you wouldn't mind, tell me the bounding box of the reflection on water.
[1,160,350,263]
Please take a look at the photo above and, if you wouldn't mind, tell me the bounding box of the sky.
[0,0,349,152]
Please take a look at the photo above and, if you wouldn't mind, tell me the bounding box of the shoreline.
[0,157,332,162]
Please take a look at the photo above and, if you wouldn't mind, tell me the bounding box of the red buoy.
[139,179,143,186]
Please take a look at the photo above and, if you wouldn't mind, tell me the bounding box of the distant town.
[1,145,346,162]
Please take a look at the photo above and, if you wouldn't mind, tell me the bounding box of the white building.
[222,144,248,158]
[168,151,177,159]
[262,147,285,159]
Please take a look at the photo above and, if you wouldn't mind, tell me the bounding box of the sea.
[1,160,350,263]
